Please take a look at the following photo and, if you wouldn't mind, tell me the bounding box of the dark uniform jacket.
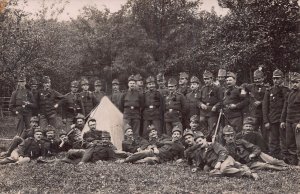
[263,85,289,124]
[236,131,268,153]
[62,92,82,119]
[110,91,123,110]
[186,89,201,117]
[31,89,39,116]
[120,90,144,119]
[281,88,300,124]
[200,84,223,117]
[79,91,98,116]
[81,141,116,163]
[143,90,163,120]
[44,138,60,155]
[156,140,185,162]
[10,88,37,116]
[83,129,103,148]
[223,86,249,119]
[178,85,191,96]
[67,127,84,149]
[37,89,64,117]
[93,91,106,104]
[164,92,187,122]
[122,136,149,153]
[17,138,50,159]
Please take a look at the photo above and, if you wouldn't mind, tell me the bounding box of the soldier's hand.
[280,122,286,129]
[211,106,217,112]
[214,162,221,169]
[70,124,75,129]
[153,147,159,154]
[200,103,207,110]
[228,104,237,109]
[249,154,256,160]
[254,101,261,106]
[265,123,270,129]
[54,104,59,108]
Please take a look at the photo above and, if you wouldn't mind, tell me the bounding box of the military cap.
[30,78,38,86]
[42,76,51,84]
[272,69,283,78]
[218,69,226,77]
[172,125,182,134]
[30,116,39,122]
[128,75,136,82]
[203,70,213,78]
[190,76,200,83]
[59,130,67,137]
[222,125,235,135]
[179,72,189,79]
[102,131,111,139]
[194,132,205,141]
[75,113,85,120]
[34,126,43,133]
[190,115,199,123]
[253,68,264,79]
[135,74,143,81]
[94,80,102,86]
[226,72,237,79]
[157,73,165,81]
[81,78,89,85]
[71,80,79,87]
[112,79,119,85]
[147,124,157,132]
[146,76,155,84]
[183,129,194,137]
[168,78,177,86]
[290,72,300,81]
[45,125,55,133]
[243,117,255,125]
[124,123,132,132]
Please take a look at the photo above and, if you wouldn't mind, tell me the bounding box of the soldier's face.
[76,119,85,128]
[149,129,158,138]
[184,135,195,146]
[46,131,55,139]
[254,77,263,85]
[190,122,199,130]
[94,85,102,92]
[147,82,156,90]
[168,84,176,93]
[18,81,26,88]
[102,137,110,144]
[179,78,188,85]
[223,133,235,144]
[190,82,199,90]
[71,86,78,93]
[82,84,89,91]
[204,77,213,86]
[157,80,166,87]
[291,80,300,90]
[30,121,39,128]
[195,137,207,148]
[34,132,43,141]
[125,129,133,137]
[88,121,96,130]
[272,77,282,86]
[217,76,225,82]
[172,131,182,141]
[112,84,119,91]
[43,83,51,90]
[137,81,143,87]
[128,81,136,90]
[226,77,236,87]
[242,124,254,132]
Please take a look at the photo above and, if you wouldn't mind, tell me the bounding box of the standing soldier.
[135,74,144,93]
[120,75,144,137]
[263,69,289,160]
[164,78,187,136]
[10,74,37,134]
[110,79,122,110]
[79,78,98,117]
[93,79,106,104]
[223,72,249,133]
[216,69,227,88]
[37,76,64,129]
[142,76,163,137]
[178,72,191,96]
[62,80,82,129]
[280,72,300,165]
[156,72,168,97]
[199,70,223,140]
[186,76,201,124]
[30,78,39,116]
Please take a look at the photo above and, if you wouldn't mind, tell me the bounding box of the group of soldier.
[0,67,299,180]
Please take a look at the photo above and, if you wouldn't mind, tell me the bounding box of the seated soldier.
[184,134,259,180]
[222,125,287,171]
[190,115,208,137]
[183,129,196,149]
[236,117,268,153]
[121,127,185,164]
[122,124,149,153]
[0,127,50,165]
[44,125,60,156]
[67,113,86,149]
[58,131,73,152]
[0,116,39,158]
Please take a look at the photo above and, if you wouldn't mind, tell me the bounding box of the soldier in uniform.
[79,78,98,117]
[110,79,122,110]
[135,74,144,93]
[67,113,85,149]
[122,124,149,153]
[37,76,64,129]
[222,72,249,133]
[199,70,223,140]
[93,79,106,104]
[186,76,201,122]
[216,69,227,88]
[178,72,191,96]
[263,69,289,159]
[62,80,82,129]
[120,75,144,136]
[142,76,164,137]
[164,78,187,136]
[10,74,37,134]
[30,78,39,116]
[281,72,300,165]
[156,72,168,97]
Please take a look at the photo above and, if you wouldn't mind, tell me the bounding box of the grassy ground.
[0,117,299,194]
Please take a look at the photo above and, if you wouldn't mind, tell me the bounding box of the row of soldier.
[6,68,300,166]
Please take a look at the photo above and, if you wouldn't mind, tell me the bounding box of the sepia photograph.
[0,0,299,193]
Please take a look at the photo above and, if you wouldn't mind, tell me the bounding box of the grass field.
[0,117,300,194]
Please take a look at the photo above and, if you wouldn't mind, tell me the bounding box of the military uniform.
[142,76,164,137]
[178,72,191,96]
[281,72,300,165]
[79,78,98,116]
[164,78,187,136]
[93,80,106,104]
[122,125,149,153]
[109,79,123,110]
[30,78,39,116]
[263,69,289,159]
[186,76,201,119]
[17,136,50,160]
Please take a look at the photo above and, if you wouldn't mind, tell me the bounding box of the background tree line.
[0,0,299,96]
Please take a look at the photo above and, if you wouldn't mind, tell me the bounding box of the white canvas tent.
[82,96,124,150]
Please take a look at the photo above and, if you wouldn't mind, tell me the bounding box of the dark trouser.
[40,114,62,130]
[269,122,287,159]
[16,114,31,136]
[225,116,243,133]
[124,149,155,163]
[200,116,218,140]
[257,117,269,152]
[123,118,141,137]
[165,121,183,136]
[286,122,298,165]
[143,119,162,138]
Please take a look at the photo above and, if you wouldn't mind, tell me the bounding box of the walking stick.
[212,109,223,143]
